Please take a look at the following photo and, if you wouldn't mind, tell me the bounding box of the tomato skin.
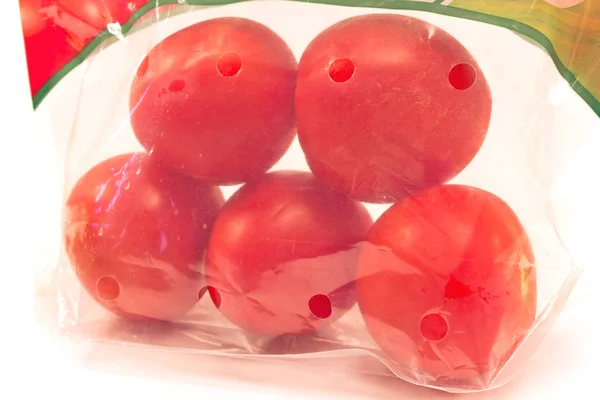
[64,153,225,321]
[205,171,373,336]
[356,185,537,386]
[130,17,297,186]
[296,15,491,203]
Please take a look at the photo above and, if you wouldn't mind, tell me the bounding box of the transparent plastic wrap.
[22,0,600,395]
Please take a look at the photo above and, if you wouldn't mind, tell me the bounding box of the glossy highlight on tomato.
[130,17,297,185]
[357,185,537,386]
[205,171,373,336]
[64,152,225,321]
[296,14,492,203]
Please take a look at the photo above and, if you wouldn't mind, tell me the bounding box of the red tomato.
[205,171,373,336]
[296,15,492,203]
[64,153,225,321]
[357,185,537,387]
[19,0,48,37]
[130,18,297,186]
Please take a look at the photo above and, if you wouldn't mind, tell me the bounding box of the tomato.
[64,153,225,321]
[205,171,373,336]
[356,185,537,387]
[296,15,492,203]
[19,0,48,37]
[130,18,297,186]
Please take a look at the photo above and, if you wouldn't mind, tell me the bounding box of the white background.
[1,1,600,399]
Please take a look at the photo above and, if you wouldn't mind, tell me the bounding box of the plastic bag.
[21,0,600,394]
